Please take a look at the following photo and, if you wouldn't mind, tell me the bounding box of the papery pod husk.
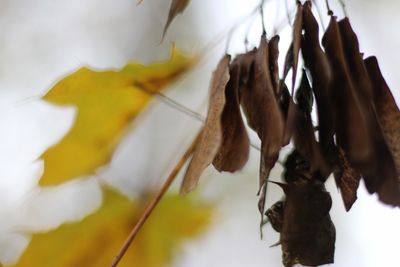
[268,151,335,267]
[338,18,400,206]
[240,35,284,220]
[180,55,230,194]
[302,1,334,150]
[280,180,335,267]
[333,148,361,211]
[213,61,250,173]
[269,35,280,95]
[293,71,331,178]
[365,56,400,177]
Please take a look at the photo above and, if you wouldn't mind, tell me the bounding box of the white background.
[0,0,399,266]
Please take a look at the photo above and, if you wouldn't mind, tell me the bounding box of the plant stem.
[109,130,201,267]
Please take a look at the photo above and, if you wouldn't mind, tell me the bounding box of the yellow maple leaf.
[13,188,212,267]
[40,48,196,185]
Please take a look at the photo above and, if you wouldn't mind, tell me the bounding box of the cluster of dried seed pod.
[180,1,399,266]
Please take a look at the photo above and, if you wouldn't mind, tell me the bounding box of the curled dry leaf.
[291,2,303,93]
[180,55,230,195]
[212,62,250,173]
[301,0,334,147]
[282,2,303,89]
[322,16,373,172]
[265,200,284,233]
[240,35,284,219]
[281,3,303,145]
[269,35,280,95]
[293,71,330,177]
[278,180,335,267]
[338,18,400,206]
[268,151,335,267]
[334,148,361,211]
[365,56,400,176]
[162,0,190,40]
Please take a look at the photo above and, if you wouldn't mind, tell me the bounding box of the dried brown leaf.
[180,55,230,194]
[291,2,303,93]
[281,181,335,267]
[232,49,257,101]
[270,177,335,267]
[339,18,400,206]
[322,16,373,170]
[292,71,330,177]
[365,56,400,175]
[213,62,250,172]
[302,1,334,147]
[334,148,361,211]
[269,35,280,95]
[162,0,190,40]
[280,82,297,146]
[240,35,284,218]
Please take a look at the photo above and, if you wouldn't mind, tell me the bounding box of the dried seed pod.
[293,71,330,178]
[365,56,400,176]
[268,151,336,267]
[266,200,284,233]
[269,35,280,95]
[322,16,373,173]
[240,35,284,219]
[291,2,303,92]
[334,148,361,211]
[232,48,257,101]
[302,0,334,147]
[180,55,230,194]
[213,62,250,173]
[279,179,335,267]
[338,18,400,206]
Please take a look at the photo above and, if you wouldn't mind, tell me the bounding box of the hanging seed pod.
[322,16,374,173]
[267,151,335,267]
[365,56,400,176]
[293,71,330,178]
[213,62,250,173]
[269,35,281,95]
[180,55,230,195]
[338,18,400,206]
[240,34,284,222]
[302,1,334,148]
[334,148,361,211]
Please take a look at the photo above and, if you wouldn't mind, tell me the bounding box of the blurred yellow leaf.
[14,188,212,267]
[40,48,196,185]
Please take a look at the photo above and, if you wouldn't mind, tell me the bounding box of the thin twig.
[153,92,205,122]
[325,0,334,15]
[110,130,202,267]
[260,0,267,35]
[143,89,288,166]
[338,0,348,17]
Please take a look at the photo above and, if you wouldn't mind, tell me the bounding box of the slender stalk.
[325,0,333,15]
[109,130,201,267]
[260,0,267,35]
[338,0,348,17]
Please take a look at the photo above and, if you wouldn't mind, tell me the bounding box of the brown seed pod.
[213,62,250,173]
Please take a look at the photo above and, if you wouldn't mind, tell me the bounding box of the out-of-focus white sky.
[0,0,399,266]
